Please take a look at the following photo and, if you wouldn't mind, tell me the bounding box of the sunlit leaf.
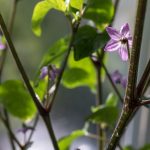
[84,0,114,30]
[58,130,85,150]
[62,67,89,88]
[62,52,96,91]
[0,80,36,121]
[70,0,83,10]
[32,0,66,36]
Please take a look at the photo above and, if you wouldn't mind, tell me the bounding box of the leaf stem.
[106,0,148,149]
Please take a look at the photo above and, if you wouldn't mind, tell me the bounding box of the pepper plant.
[0,0,150,150]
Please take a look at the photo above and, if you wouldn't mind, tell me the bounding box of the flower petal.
[118,44,128,61]
[104,40,121,52]
[120,23,131,38]
[106,27,121,40]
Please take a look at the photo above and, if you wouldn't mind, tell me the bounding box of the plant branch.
[0,14,45,116]
[107,0,147,149]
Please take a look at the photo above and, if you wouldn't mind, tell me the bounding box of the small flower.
[111,70,127,88]
[0,36,6,50]
[104,23,132,61]
[40,65,60,81]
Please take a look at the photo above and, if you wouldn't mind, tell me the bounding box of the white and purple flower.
[104,23,132,61]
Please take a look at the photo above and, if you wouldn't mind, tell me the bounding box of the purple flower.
[0,36,6,50]
[104,23,132,61]
[40,66,48,79]
[111,70,127,88]
[40,65,60,81]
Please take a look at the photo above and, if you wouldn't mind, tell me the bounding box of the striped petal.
[106,27,121,41]
[118,44,128,61]
[104,40,121,52]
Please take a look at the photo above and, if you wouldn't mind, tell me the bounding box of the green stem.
[107,0,147,149]
[0,14,45,115]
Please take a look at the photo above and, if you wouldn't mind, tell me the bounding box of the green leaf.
[84,0,114,30]
[105,93,118,107]
[70,0,83,10]
[62,52,96,91]
[40,36,69,68]
[73,25,98,61]
[123,146,134,150]
[0,80,36,121]
[88,106,119,125]
[62,67,89,88]
[73,26,109,60]
[58,130,85,150]
[32,0,66,36]
[140,144,150,150]
[34,79,47,100]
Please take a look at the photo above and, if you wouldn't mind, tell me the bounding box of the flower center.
[120,38,127,44]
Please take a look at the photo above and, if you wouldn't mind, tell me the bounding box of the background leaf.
[88,106,119,126]
[0,80,36,121]
[84,0,114,30]
[58,130,85,150]
[32,0,66,36]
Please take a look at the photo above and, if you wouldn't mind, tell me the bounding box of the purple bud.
[40,66,48,79]
[49,65,60,81]
[111,70,122,84]
[40,65,60,81]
